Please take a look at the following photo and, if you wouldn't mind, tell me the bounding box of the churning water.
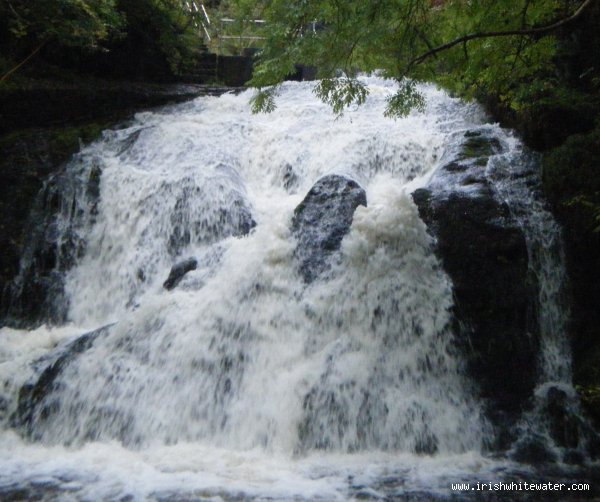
[0,78,595,500]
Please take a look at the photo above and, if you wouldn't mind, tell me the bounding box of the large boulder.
[292,175,367,283]
[412,131,537,424]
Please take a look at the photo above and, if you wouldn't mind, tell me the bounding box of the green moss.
[543,125,600,418]
[455,132,501,163]
[50,123,107,161]
[5,122,107,162]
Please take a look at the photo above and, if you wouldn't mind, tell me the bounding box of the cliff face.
[543,126,600,427]
[412,131,536,424]
[478,5,600,426]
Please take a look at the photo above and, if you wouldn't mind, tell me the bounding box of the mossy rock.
[457,132,502,160]
[543,125,600,429]
[0,123,108,170]
[519,94,598,151]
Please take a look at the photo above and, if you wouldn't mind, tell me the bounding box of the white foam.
[1,77,553,500]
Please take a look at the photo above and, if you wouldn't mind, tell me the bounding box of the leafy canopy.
[236,0,589,116]
[2,0,125,49]
[0,0,207,79]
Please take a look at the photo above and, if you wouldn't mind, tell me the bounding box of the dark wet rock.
[587,431,600,460]
[511,434,558,464]
[543,125,600,434]
[412,131,537,420]
[282,163,299,192]
[13,324,113,437]
[0,82,228,136]
[543,387,580,449]
[459,131,502,159]
[167,171,256,256]
[163,257,198,290]
[563,449,585,464]
[533,385,600,460]
[0,126,108,329]
[86,164,103,200]
[1,160,100,328]
[292,175,367,283]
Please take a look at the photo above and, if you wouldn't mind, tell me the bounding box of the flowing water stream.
[0,78,596,500]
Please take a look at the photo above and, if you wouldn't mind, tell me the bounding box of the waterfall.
[0,78,595,500]
[488,144,594,462]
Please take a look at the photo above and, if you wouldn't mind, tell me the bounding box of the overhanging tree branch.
[0,39,48,85]
[408,0,595,68]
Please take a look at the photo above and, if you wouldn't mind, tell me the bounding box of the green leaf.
[313,77,368,115]
[384,80,425,118]
[250,87,278,113]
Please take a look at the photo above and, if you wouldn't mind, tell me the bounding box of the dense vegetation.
[242,1,590,113]
[0,0,208,81]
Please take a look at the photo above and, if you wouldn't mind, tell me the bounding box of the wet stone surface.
[292,175,367,283]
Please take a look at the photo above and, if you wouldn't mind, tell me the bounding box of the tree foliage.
[2,0,125,49]
[238,0,594,116]
[115,0,206,76]
[0,0,205,80]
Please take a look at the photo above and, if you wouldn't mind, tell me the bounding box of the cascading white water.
[0,78,589,500]
[15,78,484,454]
[488,148,571,385]
[64,80,451,326]
[487,143,586,459]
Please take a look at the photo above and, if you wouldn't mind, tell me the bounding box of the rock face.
[0,83,226,136]
[1,163,100,328]
[292,175,367,283]
[412,131,537,421]
[0,126,108,329]
[2,140,257,329]
[0,85,238,330]
[13,324,113,437]
[166,168,256,257]
[163,257,198,290]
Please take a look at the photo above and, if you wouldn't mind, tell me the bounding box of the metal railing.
[184,0,212,41]
[217,18,266,56]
